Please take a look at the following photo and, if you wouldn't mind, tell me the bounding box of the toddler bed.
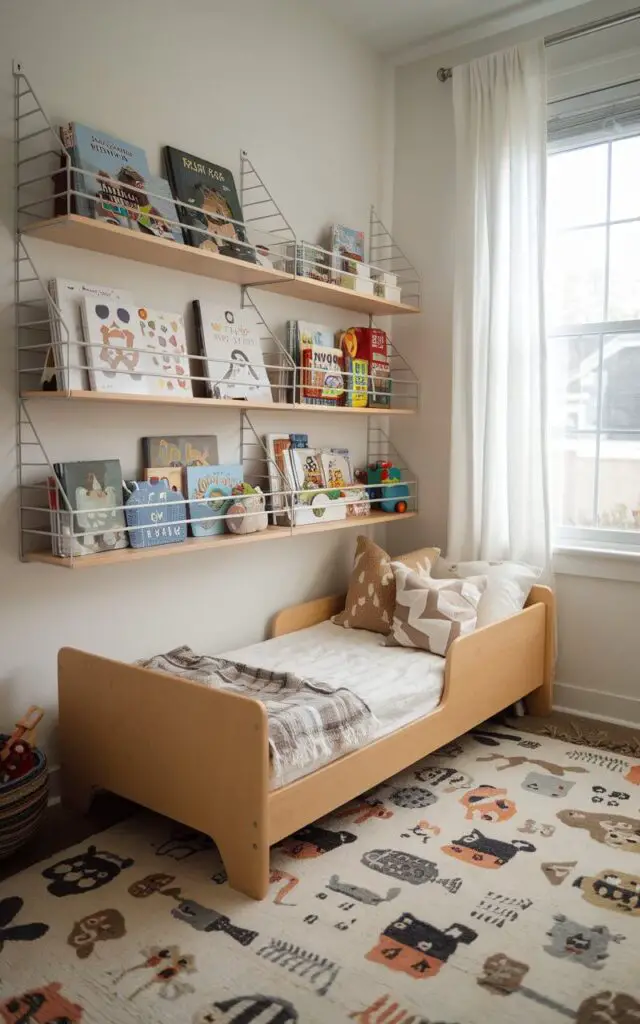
[58,546,555,900]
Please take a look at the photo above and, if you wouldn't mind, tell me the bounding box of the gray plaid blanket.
[138,646,377,786]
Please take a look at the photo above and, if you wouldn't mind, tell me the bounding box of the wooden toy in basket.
[0,707,48,859]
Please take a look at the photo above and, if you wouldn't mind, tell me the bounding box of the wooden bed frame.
[58,551,555,901]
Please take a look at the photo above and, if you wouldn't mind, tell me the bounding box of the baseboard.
[47,764,61,807]
[553,681,640,728]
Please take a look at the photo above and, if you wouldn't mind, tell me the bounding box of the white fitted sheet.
[222,621,445,788]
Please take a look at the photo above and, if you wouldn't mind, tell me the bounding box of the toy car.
[366,462,409,514]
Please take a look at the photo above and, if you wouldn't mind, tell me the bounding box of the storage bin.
[0,741,48,859]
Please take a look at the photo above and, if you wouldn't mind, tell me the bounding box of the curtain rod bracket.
[437,67,452,82]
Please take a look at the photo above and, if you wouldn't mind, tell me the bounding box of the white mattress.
[222,621,445,788]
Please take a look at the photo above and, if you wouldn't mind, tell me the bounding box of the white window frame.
[547,133,640,555]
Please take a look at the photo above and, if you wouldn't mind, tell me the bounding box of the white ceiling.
[320,0,592,58]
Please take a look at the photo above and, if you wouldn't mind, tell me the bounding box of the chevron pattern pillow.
[385,562,486,656]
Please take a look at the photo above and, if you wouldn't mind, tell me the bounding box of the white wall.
[0,0,393,755]
[392,0,640,724]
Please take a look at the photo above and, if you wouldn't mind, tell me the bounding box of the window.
[547,100,640,552]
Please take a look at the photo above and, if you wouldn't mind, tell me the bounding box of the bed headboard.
[270,546,439,638]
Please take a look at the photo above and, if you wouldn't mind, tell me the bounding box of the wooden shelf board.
[21,215,293,287]
[262,275,421,316]
[21,390,416,415]
[25,512,416,569]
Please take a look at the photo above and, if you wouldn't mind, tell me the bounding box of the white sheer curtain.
[447,41,551,568]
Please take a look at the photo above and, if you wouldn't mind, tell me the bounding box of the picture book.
[300,343,344,405]
[142,435,219,468]
[164,147,254,262]
[44,279,134,392]
[144,467,185,493]
[291,322,340,405]
[129,174,184,244]
[193,302,273,402]
[54,459,128,557]
[288,448,325,491]
[320,451,352,490]
[264,433,291,520]
[81,300,190,397]
[330,224,365,262]
[339,326,390,408]
[187,464,243,537]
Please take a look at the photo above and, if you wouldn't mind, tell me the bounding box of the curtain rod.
[436,6,640,81]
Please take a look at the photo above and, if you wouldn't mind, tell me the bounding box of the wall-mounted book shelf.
[25,511,417,569]
[22,215,293,288]
[20,390,417,416]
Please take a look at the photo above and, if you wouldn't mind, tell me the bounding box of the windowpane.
[596,438,640,530]
[547,144,608,227]
[553,434,597,527]
[547,227,606,326]
[548,335,600,432]
[610,136,640,221]
[601,333,640,432]
[608,222,640,320]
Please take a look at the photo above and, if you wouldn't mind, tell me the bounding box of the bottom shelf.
[24,511,416,569]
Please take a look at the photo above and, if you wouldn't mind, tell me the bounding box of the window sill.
[553,546,640,582]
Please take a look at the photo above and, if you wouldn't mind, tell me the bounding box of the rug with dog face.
[0,728,638,1023]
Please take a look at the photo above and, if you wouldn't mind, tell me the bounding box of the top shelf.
[21,216,421,317]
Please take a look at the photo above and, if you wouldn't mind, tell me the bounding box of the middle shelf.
[21,391,417,416]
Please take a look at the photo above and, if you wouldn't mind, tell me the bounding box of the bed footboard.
[58,648,271,899]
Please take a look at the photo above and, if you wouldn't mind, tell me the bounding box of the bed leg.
[525,681,553,717]
[60,769,95,815]
[215,832,270,901]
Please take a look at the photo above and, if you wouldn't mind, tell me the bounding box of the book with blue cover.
[186,464,243,537]
[59,122,182,243]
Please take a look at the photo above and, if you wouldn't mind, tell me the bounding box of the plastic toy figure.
[366,462,409,514]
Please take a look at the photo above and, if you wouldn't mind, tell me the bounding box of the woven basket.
[0,739,49,859]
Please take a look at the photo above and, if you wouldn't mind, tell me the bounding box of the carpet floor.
[1,726,638,1023]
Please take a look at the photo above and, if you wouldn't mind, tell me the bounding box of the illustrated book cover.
[187,464,243,537]
[81,300,190,397]
[193,302,273,402]
[288,448,325,491]
[54,459,128,557]
[339,326,390,407]
[264,433,291,520]
[44,279,134,392]
[320,451,353,490]
[300,342,344,406]
[58,123,180,243]
[164,147,254,262]
[144,467,185,493]
[142,435,219,468]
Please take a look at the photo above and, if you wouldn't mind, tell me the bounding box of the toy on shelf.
[365,462,410,514]
[226,483,269,535]
[0,706,44,784]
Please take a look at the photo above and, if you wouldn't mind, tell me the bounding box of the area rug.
[1,729,638,1023]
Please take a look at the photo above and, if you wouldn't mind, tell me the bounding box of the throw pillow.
[385,562,486,656]
[333,536,440,634]
[431,559,541,627]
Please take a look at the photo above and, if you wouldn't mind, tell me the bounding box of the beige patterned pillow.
[333,537,440,635]
[385,562,486,655]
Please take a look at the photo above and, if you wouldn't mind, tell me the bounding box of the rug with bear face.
[0,728,638,1023]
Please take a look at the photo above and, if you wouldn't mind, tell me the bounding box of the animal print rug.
[0,728,638,1023]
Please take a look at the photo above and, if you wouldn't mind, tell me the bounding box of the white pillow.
[431,559,541,627]
[384,562,487,656]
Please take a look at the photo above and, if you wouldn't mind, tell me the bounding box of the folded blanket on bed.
[138,646,378,786]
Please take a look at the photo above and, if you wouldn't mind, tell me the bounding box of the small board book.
[164,147,254,262]
[193,302,273,402]
[187,464,243,537]
[339,326,390,408]
[45,279,133,392]
[264,433,291,520]
[58,123,181,242]
[81,300,190,397]
[143,435,219,468]
[54,459,128,557]
[288,448,325,491]
[320,451,352,489]
[329,224,365,279]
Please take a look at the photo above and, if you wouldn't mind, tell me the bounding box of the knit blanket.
[138,646,378,787]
